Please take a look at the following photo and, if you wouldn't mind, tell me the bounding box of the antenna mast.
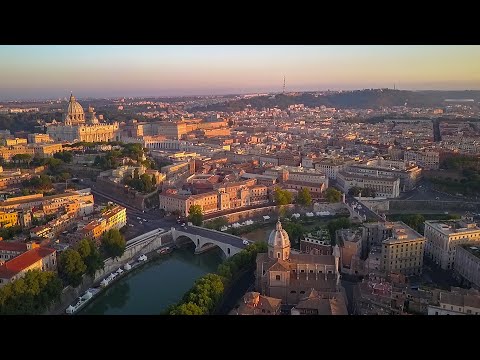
[283,75,286,94]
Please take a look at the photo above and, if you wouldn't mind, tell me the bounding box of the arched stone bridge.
[171,225,250,258]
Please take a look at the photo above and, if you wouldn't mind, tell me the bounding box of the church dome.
[67,94,84,116]
[268,220,290,248]
[65,93,85,124]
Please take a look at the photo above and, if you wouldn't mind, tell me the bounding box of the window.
[275,275,281,281]
[300,291,305,294]
[301,270,305,273]
[277,253,280,258]
[309,270,314,273]
[290,290,296,294]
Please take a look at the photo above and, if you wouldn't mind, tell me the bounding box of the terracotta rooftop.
[0,247,55,279]
[0,241,27,252]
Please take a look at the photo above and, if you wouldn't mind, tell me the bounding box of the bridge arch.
[171,227,244,259]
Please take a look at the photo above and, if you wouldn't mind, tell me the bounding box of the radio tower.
[283,75,286,94]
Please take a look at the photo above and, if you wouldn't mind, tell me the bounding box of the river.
[79,244,223,315]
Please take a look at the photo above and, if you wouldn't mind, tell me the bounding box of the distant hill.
[190,89,480,112]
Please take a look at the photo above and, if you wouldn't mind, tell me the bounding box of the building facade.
[380,222,425,276]
[424,217,480,270]
[453,243,480,289]
[0,246,56,288]
[404,150,440,170]
[337,170,400,198]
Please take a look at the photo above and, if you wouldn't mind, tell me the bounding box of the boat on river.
[157,247,172,255]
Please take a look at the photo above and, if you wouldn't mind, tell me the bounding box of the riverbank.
[79,244,222,315]
[48,243,174,315]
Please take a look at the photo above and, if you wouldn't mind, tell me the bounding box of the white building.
[424,217,480,270]
[337,170,400,198]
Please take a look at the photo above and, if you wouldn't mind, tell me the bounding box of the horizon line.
[2,87,480,102]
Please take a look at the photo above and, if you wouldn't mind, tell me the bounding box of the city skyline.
[0,45,479,100]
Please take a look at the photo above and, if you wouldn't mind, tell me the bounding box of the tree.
[325,188,342,203]
[76,238,104,277]
[282,222,305,246]
[11,153,32,165]
[348,186,362,196]
[296,188,312,206]
[101,229,126,259]
[170,302,205,315]
[274,187,293,205]
[327,217,352,244]
[0,270,62,315]
[140,173,154,193]
[58,249,87,287]
[53,151,73,163]
[188,205,203,226]
[133,168,139,180]
[205,217,228,231]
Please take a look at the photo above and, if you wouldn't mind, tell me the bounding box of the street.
[84,183,177,241]
[399,179,466,202]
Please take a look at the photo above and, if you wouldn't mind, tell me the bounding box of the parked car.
[243,240,249,245]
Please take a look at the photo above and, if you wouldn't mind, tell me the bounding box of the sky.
[0,45,479,100]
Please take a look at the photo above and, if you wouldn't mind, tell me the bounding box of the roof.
[0,241,27,252]
[294,290,348,315]
[0,247,55,279]
[284,180,325,188]
[235,292,282,315]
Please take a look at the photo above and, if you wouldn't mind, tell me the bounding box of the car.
[435,197,439,200]
[139,221,142,225]
[143,219,147,222]
[137,217,141,220]
[181,223,186,227]
[243,240,249,245]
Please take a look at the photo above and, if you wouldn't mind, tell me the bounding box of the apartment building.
[0,210,18,227]
[428,289,480,315]
[404,150,440,170]
[0,191,94,213]
[0,242,28,264]
[424,217,480,270]
[31,143,63,158]
[314,161,346,180]
[27,133,53,144]
[337,170,400,198]
[159,182,269,217]
[0,143,63,162]
[80,205,127,242]
[346,160,421,191]
[454,243,480,289]
[380,222,425,276]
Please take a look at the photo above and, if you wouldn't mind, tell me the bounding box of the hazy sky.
[0,45,479,100]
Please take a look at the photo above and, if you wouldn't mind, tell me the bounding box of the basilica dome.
[268,220,290,249]
[65,93,85,124]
